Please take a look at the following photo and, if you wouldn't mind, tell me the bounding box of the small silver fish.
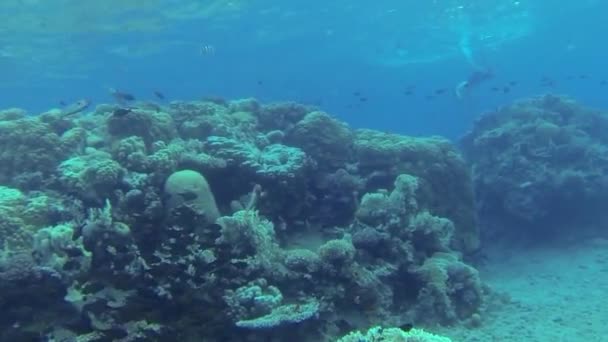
[200,44,216,55]
[60,99,91,117]
[519,181,533,189]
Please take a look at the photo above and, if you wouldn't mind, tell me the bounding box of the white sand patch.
[436,238,608,342]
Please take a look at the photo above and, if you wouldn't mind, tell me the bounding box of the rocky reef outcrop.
[0,98,482,341]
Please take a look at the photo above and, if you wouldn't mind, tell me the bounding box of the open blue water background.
[0,0,606,139]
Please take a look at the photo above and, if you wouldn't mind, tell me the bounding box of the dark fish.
[138,101,161,112]
[459,67,494,95]
[200,223,222,241]
[541,80,556,87]
[490,86,500,92]
[63,260,81,271]
[579,74,588,79]
[540,77,556,87]
[73,222,85,240]
[359,97,368,102]
[62,246,84,257]
[201,95,227,105]
[153,91,165,100]
[110,88,136,104]
[353,91,361,97]
[60,99,91,117]
[400,323,414,332]
[335,319,354,334]
[509,81,518,86]
[503,86,510,93]
[434,88,447,95]
[179,191,198,201]
[200,44,216,55]
[600,80,607,86]
[59,100,67,106]
[118,92,135,101]
[257,80,263,85]
[112,107,134,117]
[403,90,413,95]
[425,95,435,100]
[231,260,248,269]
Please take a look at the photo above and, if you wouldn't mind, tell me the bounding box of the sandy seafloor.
[434,237,608,342]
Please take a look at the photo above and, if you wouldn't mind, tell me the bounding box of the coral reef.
[461,94,608,239]
[0,98,482,341]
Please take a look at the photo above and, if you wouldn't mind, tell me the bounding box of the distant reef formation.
[0,98,479,341]
[462,94,608,241]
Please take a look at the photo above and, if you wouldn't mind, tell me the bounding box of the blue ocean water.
[1,1,608,341]
[1,0,606,138]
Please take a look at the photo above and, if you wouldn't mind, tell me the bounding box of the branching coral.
[414,252,483,323]
[337,326,453,342]
[225,280,320,329]
[206,136,309,181]
[58,151,126,202]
